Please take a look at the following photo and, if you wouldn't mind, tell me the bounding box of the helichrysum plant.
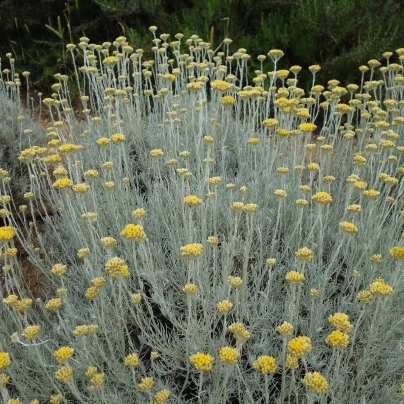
[0,29,403,403]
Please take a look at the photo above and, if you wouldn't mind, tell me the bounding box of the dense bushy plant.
[0,30,404,403]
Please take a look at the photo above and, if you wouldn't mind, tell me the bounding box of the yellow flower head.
[219,347,239,365]
[100,237,117,248]
[0,226,15,242]
[124,353,139,367]
[105,257,129,279]
[252,355,277,375]
[189,353,214,371]
[288,336,312,357]
[53,178,73,190]
[347,204,362,213]
[182,283,198,295]
[77,248,90,259]
[340,221,358,234]
[369,278,394,296]
[227,275,243,288]
[277,321,294,337]
[325,331,349,348]
[262,118,279,128]
[231,202,245,211]
[184,195,202,207]
[221,96,235,106]
[150,149,164,158]
[55,366,73,384]
[302,372,328,393]
[295,247,313,262]
[0,352,11,369]
[357,290,374,304]
[243,203,259,213]
[22,325,40,340]
[53,346,74,364]
[298,123,317,133]
[248,137,260,146]
[51,264,67,277]
[363,190,380,199]
[154,389,170,404]
[328,313,352,333]
[111,133,125,144]
[180,243,203,258]
[131,293,142,304]
[286,354,298,369]
[132,208,146,219]
[120,224,146,242]
[389,246,404,259]
[285,271,305,284]
[207,236,219,246]
[45,298,62,311]
[228,322,250,341]
[274,189,287,198]
[312,192,332,204]
[138,377,154,390]
[216,300,233,313]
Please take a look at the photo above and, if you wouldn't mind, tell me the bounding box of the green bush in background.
[1,0,404,94]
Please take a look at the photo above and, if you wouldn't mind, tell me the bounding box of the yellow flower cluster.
[53,178,73,190]
[132,208,146,219]
[285,354,299,369]
[357,290,374,304]
[111,133,125,144]
[219,347,239,365]
[53,346,74,364]
[132,293,142,304]
[211,80,232,92]
[72,325,99,336]
[252,355,277,375]
[0,226,15,241]
[369,278,394,296]
[389,246,404,259]
[227,275,243,288]
[228,322,250,341]
[216,300,233,313]
[347,204,362,213]
[243,203,259,213]
[45,298,62,311]
[221,96,235,106]
[58,143,83,153]
[124,353,139,367]
[77,248,90,259]
[105,257,130,278]
[55,366,73,384]
[0,353,11,369]
[154,389,170,404]
[339,221,358,234]
[21,325,40,340]
[277,321,294,336]
[150,149,164,158]
[120,224,146,242]
[138,377,154,390]
[51,263,67,276]
[328,313,352,333]
[184,195,202,207]
[183,283,198,294]
[285,271,305,284]
[288,336,312,357]
[189,352,214,371]
[180,243,203,258]
[298,123,317,133]
[312,191,332,204]
[295,247,313,262]
[302,372,328,393]
[325,330,349,348]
